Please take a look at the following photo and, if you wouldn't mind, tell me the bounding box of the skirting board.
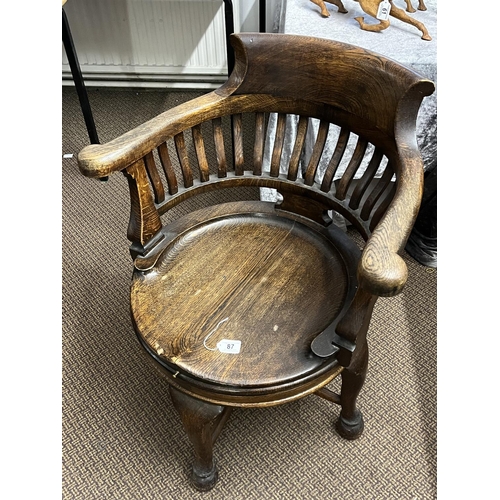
[62,70,227,90]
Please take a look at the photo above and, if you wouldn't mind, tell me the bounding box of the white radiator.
[62,0,244,89]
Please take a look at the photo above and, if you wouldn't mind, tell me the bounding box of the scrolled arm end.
[358,244,408,297]
[77,144,119,178]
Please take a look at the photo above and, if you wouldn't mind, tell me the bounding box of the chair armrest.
[77,92,225,178]
[357,76,434,298]
[358,149,424,297]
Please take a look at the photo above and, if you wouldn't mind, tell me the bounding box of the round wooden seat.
[131,203,359,399]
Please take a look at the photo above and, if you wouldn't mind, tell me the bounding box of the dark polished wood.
[131,202,351,390]
[77,33,434,490]
[169,386,232,491]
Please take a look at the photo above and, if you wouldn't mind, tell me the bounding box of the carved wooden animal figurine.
[311,0,348,15]
[310,0,432,41]
[404,0,426,13]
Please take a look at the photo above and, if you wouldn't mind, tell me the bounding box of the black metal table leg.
[62,8,99,145]
[222,0,235,76]
[222,0,266,77]
[259,0,266,32]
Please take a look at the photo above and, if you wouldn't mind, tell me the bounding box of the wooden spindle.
[369,181,397,231]
[192,124,210,182]
[348,148,384,210]
[253,112,265,176]
[143,151,165,204]
[335,137,368,201]
[212,117,227,178]
[157,143,178,195]
[232,113,244,175]
[320,127,350,193]
[288,115,308,181]
[270,113,287,177]
[174,132,194,188]
[304,120,329,186]
[360,163,395,221]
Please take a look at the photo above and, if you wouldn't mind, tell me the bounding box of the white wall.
[63,0,280,90]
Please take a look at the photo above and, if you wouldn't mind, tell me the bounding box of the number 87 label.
[216,339,242,354]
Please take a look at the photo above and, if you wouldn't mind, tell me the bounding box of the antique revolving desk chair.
[77,33,435,491]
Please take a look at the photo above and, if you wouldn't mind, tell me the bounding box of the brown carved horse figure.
[309,0,431,41]
[404,0,426,13]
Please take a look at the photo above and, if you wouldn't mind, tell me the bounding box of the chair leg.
[336,342,368,440]
[169,386,231,491]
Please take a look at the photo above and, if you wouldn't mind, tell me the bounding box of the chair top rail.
[78,33,434,180]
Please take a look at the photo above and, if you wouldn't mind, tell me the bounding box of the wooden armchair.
[77,33,435,491]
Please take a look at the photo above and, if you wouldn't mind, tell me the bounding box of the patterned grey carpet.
[62,87,437,499]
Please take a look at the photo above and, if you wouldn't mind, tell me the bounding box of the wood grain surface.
[131,212,349,387]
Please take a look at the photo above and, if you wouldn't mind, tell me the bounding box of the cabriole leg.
[169,386,230,491]
[336,342,368,440]
[334,291,375,440]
